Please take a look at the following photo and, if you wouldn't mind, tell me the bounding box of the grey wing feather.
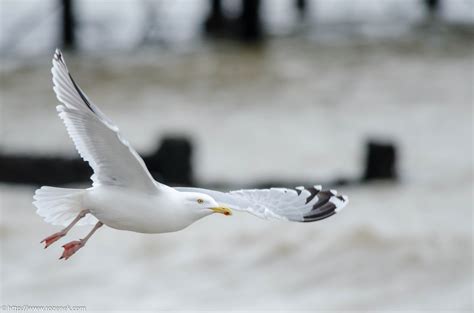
[175,186,348,222]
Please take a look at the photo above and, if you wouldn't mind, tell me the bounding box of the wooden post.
[204,0,263,42]
[239,0,262,41]
[362,141,398,181]
[204,0,225,34]
[424,0,441,18]
[146,137,194,186]
[295,0,308,19]
[61,0,75,49]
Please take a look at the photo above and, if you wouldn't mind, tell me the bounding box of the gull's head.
[182,192,232,217]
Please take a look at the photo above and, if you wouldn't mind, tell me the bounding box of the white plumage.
[33,49,348,259]
[51,51,159,193]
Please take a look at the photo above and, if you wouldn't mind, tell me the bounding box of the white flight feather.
[51,49,160,193]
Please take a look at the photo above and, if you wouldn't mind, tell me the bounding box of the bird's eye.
[197,199,204,204]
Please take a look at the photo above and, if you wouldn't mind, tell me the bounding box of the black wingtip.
[291,186,349,223]
[54,48,63,61]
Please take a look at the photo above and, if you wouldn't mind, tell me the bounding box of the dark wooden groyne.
[0,138,397,188]
[0,137,194,187]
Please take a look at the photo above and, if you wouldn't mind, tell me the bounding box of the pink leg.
[60,221,103,260]
[40,209,89,248]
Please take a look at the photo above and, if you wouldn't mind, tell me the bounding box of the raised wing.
[52,49,160,193]
[175,186,348,222]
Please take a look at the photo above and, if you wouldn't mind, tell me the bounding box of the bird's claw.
[40,232,65,249]
[59,240,84,260]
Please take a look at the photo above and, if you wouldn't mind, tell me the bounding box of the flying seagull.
[33,49,349,260]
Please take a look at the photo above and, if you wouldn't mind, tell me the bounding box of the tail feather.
[33,186,97,226]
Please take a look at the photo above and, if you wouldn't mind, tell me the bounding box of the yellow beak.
[210,206,232,216]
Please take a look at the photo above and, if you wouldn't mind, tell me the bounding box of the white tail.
[33,186,97,226]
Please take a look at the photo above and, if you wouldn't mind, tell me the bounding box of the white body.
[84,186,203,233]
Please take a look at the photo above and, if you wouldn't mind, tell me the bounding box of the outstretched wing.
[175,186,348,222]
[52,49,160,193]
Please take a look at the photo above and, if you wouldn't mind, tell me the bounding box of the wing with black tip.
[175,186,348,222]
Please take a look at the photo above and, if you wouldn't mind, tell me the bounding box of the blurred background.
[0,0,473,311]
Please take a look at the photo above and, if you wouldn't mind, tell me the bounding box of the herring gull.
[33,49,349,260]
